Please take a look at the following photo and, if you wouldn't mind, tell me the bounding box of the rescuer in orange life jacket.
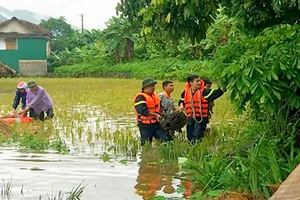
[134,78,172,145]
[178,74,224,144]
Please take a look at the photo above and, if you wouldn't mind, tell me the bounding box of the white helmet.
[17,81,28,89]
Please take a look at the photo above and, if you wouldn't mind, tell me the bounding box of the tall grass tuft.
[66,181,85,200]
[47,190,64,200]
[47,181,85,200]
[1,178,12,199]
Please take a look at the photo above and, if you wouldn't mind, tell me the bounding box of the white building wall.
[0,39,6,50]
[46,40,51,57]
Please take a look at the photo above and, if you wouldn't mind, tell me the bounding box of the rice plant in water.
[66,181,85,200]
[1,178,12,199]
[46,181,85,200]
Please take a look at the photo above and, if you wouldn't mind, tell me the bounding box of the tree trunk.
[126,39,134,60]
[296,0,299,23]
[114,50,120,63]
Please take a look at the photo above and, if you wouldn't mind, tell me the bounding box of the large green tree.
[40,17,75,52]
[212,24,300,116]
[116,0,218,43]
[116,0,151,22]
[221,0,300,31]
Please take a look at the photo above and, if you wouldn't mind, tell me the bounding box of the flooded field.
[0,78,235,200]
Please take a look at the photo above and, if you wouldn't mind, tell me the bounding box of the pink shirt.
[26,86,53,114]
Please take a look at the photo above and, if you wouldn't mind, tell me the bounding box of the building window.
[5,38,17,50]
[0,39,5,50]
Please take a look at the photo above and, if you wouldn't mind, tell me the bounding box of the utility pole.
[81,14,84,34]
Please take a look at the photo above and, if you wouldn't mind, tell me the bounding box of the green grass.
[0,132,69,153]
[54,58,214,82]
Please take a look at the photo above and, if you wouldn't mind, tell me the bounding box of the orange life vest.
[162,91,170,98]
[184,88,208,118]
[134,92,161,124]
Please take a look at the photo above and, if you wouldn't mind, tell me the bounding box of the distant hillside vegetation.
[0,6,49,24]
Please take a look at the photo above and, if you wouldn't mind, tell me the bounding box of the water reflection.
[0,148,141,200]
[135,148,181,199]
[181,178,194,199]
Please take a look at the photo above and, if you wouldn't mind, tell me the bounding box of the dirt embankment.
[0,62,17,78]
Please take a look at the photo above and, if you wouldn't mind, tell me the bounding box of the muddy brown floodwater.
[0,147,187,200]
[0,107,188,200]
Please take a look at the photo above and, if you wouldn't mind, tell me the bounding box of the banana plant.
[103,17,138,63]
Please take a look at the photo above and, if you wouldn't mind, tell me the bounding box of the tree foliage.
[199,8,243,58]
[213,24,300,115]
[40,17,75,52]
[103,17,138,63]
[221,0,300,31]
[116,0,151,22]
[116,0,218,43]
[47,28,104,72]
[69,29,103,50]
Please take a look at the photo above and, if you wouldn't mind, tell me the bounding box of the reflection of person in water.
[134,149,178,199]
[182,178,193,198]
[181,177,200,199]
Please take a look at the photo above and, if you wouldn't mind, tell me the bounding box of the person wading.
[158,80,187,137]
[202,78,215,135]
[179,74,224,144]
[158,80,176,115]
[134,78,172,145]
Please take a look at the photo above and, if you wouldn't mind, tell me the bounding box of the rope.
[190,88,203,124]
